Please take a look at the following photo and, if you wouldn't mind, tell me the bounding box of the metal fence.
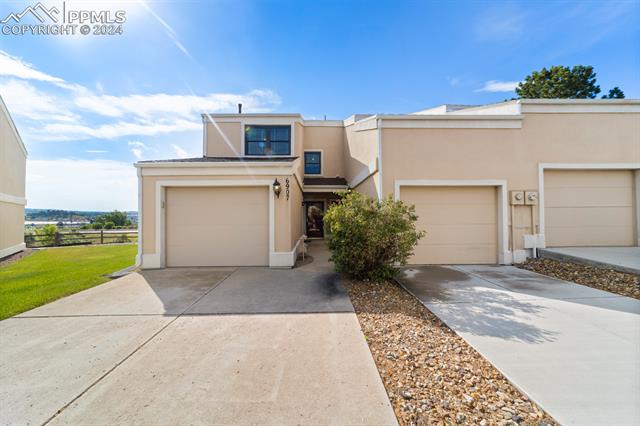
[25,230,138,248]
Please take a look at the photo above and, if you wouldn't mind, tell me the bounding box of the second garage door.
[165,186,269,267]
[401,186,498,264]
[544,170,635,247]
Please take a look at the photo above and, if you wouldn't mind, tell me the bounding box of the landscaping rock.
[519,258,639,300]
[344,279,557,426]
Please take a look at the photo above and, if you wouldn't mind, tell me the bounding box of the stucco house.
[135,99,640,269]
[0,96,27,259]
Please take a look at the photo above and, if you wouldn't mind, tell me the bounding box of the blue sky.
[0,0,638,211]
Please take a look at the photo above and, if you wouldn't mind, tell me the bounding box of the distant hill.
[25,208,138,223]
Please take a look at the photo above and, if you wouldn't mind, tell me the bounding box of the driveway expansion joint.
[41,269,236,425]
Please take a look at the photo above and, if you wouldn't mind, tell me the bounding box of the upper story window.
[245,125,291,156]
[304,151,322,175]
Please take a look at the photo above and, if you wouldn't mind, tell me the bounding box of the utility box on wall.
[510,191,525,205]
[525,191,538,205]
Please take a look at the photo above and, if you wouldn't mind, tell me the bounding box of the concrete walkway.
[1,243,396,425]
[397,265,640,426]
[539,246,640,275]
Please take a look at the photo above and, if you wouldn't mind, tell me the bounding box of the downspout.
[135,165,143,267]
[376,117,383,200]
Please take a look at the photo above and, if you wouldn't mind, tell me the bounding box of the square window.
[304,151,322,175]
[245,125,290,156]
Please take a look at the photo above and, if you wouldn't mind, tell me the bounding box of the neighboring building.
[135,99,640,268]
[0,96,27,259]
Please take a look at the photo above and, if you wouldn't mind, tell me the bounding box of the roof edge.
[0,95,28,157]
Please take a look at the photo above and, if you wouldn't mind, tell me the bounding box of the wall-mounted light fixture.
[273,178,282,198]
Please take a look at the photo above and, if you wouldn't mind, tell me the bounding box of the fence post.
[54,232,61,247]
[100,229,104,244]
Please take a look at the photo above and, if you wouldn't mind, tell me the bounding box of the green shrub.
[103,221,115,230]
[35,224,58,247]
[323,191,425,281]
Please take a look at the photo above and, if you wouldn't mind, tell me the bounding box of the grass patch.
[0,244,136,320]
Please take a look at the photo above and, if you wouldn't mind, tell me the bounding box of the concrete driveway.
[397,265,640,426]
[1,262,396,424]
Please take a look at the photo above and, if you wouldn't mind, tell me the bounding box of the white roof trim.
[137,158,301,177]
[302,120,343,127]
[0,95,28,157]
[519,99,640,105]
[520,99,640,113]
[135,160,297,168]
[202,113,302,118]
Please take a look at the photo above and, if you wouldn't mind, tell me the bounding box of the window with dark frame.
[304,151,322,175]
[244,125,291,156]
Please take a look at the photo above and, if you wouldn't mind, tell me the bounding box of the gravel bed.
[344,279,556,426]
[519,258,640,300]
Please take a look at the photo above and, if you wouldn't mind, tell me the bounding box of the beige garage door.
[401,186,498,264]
[544,170,635,247]
[165,186,269,267]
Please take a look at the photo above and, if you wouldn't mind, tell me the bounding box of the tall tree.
[516,65,601,99]
[602,87,625,99]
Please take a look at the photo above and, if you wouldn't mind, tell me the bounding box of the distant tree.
[36,224,58,246]
[516,65,601,99]
[103,221,115,230]
[602,86,625,99]
[92,210,133,228]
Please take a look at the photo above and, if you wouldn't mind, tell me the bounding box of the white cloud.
[171,144,189,158]
[128,140,150,160]
[475,80,520,93]
[130,148,143,159]
[26,159,137,211]
[73,90,281,119]
[128,141,148,148]
[473,7,527,42]
[447,76,461,87]
[32,119,201,141]
[0,51,65,84]
[0,79,78,122]
[0,49,281,142]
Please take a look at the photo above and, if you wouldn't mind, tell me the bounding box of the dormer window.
[245,125,291,156]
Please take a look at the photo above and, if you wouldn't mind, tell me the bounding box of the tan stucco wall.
[353,173,379,199]
[205,122,242,157]
[290,176,304,247]
[0,110,26,197]
[1,104,27,254]
[382,112,640,250]
[294,122,303,158]
[343,125,379,195]
[303,126,345,178]
[141,174,297,256]
[0,202,24,252]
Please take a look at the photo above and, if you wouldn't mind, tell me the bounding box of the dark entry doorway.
[304,201,324,238]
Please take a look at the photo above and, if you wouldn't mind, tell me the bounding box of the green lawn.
[0,244,137,320]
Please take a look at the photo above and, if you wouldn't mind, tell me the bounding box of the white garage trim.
[135,167,143,267]
[144,179,288,268]
[394,179,511,264]
[538,163,640,248]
